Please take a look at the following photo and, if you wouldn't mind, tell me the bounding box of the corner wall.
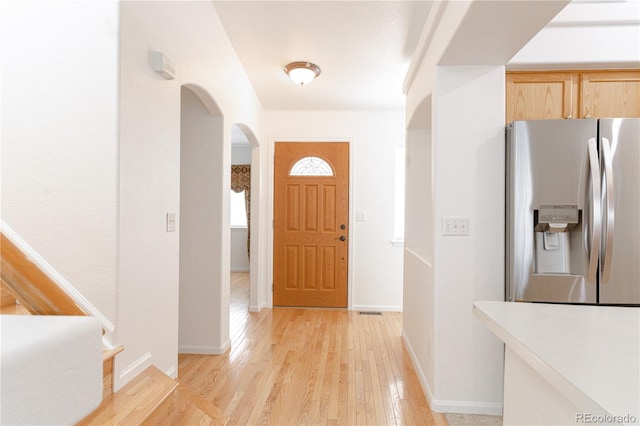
[178,87,225,354]
[431,66,505,413]
[402,67,506,415]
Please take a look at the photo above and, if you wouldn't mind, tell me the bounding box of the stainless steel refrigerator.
[506,118,640,305]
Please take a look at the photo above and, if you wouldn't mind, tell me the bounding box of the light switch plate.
[356,211,367,222]
[166,213,176,232]
[442,217,469,236]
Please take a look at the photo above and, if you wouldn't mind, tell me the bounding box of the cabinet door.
[580,71,640,118]
[506,72,577,123]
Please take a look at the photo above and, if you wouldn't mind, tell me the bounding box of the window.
[290,156,334,176]
[230,190,248,227]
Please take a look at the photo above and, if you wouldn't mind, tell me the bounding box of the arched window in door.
[290,156,334,176]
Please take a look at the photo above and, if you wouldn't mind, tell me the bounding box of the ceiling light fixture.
[284,62,321,86]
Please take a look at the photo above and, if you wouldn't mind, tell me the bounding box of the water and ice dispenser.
[533,205,580,274]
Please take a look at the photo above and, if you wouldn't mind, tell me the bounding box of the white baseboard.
[179,345,216,354]
[248,305,261,312]
[401,331,503,416]
[119,352,152,385]
[432,399,503,416]
[164,366,177,379]
[401,331,435,403]
[351,304,403,312]
[220,338,231,354]
[179,338,231,355]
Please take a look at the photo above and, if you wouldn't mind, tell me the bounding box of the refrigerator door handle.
[601,137,615,284]
[587,137,602,284]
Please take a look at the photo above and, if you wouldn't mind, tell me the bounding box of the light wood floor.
[177,272,447,426]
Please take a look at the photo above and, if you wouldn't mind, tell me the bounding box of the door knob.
[336,235,346,241]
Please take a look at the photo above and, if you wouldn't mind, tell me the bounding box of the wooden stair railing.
[1,282,16,307]
[1,285,29,315]
[0,231,88,316]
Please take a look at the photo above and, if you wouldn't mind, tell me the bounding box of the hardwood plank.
[103,345,125,362]
[176,272,446,426]
[79,366,177,425]
[346,347,357,426]
[142,383,227,426]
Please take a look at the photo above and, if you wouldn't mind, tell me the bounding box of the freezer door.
[599,118,640,304]
[506,119,598,303]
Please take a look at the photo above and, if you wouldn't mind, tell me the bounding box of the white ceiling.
[212,1,433,111]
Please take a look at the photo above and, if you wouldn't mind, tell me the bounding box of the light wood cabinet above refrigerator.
[506,69,640,123]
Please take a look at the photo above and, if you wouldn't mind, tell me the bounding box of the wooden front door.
[273,142,349,307]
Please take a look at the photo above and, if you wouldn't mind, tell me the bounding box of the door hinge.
[272,283,274,291]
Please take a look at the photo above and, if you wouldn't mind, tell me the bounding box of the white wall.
[230,228,250,271]
[509,1,640,69]
[404,128,432,254]
[178,87,225,354]
[116,1,266,386]
[431,66,506,412]
[232,145,252,165]
[265,110,405,311]
[1,1,120,328]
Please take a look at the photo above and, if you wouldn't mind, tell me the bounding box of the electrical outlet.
[442,217,469,236]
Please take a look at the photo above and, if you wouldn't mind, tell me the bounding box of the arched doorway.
[229,124,255,337]
[178,85,263,356]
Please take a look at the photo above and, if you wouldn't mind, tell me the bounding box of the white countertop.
[474,301,640,420]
